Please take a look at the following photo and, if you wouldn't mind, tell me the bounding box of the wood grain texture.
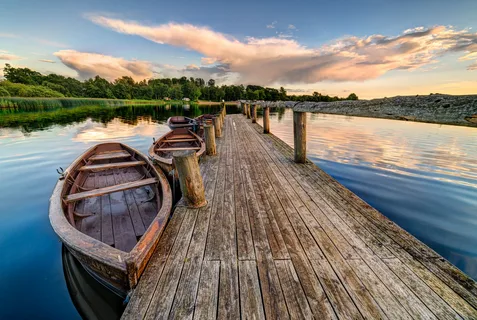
[122,115,477,320]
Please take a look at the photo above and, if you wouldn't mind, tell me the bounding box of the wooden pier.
[122,112,477,319]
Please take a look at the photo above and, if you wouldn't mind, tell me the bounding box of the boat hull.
[49,143,172,293]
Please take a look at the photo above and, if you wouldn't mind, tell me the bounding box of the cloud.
[288,24,296,30]
[0,33,16,38]
[34,38,68,48]
[266,21,277,29]
[54,50,153,81]
[0,50,22,60]
[39,59,56,63]
[87,15,477,85]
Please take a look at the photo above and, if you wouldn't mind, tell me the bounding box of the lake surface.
[0,105,476,319]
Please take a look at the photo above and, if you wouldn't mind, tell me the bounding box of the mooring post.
[263,106,270,133]
[246,104,251,119]
[213,116,222,138]
[173,150,207,208]
[252,104,257,123]
[204,124,216,156]
[293,111,306,163]
[242,103,246,115]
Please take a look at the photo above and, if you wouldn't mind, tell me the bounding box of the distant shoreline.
[251,94,477,128]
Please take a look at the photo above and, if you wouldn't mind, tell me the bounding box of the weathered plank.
[239,260,266,319]
[89,150,131,161]
[193,260,220,320]
[65,177,157,203]
[79,161,145,171]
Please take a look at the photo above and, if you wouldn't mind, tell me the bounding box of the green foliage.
[1,64,357,103]
[0,87,10,97]
[0,81,64,98]
[0,97,178,110]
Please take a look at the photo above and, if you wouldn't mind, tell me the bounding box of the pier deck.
[123,114,477,319]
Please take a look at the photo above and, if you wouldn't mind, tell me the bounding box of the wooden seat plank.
[155,147,201,152]
[163,139,198,143]
[65,178,157,203]
[89,150,131,161]
[79,161,145,171]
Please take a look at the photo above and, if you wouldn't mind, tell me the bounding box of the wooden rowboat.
[49,143,172,294]
[194,114,216,138]
[166,116,198,130]
[148,128,205,175]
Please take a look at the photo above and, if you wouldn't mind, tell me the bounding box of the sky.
[0,0,476,99]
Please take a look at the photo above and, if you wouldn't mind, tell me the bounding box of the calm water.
[0,105,476,319]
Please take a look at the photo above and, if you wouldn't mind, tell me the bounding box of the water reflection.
[266,109,477,280]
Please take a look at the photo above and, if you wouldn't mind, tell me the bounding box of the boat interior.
[154,128,202,159]
[62,143,162,252]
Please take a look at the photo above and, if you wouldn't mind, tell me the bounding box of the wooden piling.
[204,124,216,156]
[263,107,270,133]
[246,104,251,119]
[293,111,306,163]
[242,103,246,115]
[252,105,257,123]
[173,150,206,208]
[213,116,222,138]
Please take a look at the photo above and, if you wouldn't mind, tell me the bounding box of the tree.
[207,79,215,87]
[169,84,183,100]
[279,87,287,101]
[3,64,44,85]
[346,93,358,100]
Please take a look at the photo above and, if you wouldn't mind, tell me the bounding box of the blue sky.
[1,0,477,98]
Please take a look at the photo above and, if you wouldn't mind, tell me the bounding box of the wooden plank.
[193,260,220,320]
[232,121,255,261]
[239,260,266,320]
[116,168,146,237]
[79,173,101,240]
[144,207,198,319]
[383,258,462,320]
[347,258,413,319]
[108,171,137,252]
[122,207,188,319]
[275,260,313,319]
[89,150,130,161]
[79,161,145,171]
[97,172,114,246]
[156,147,201,151]
[65,178,157,203]
[218,261,240,319]
[163,138,198,143]
[310,259,363,319]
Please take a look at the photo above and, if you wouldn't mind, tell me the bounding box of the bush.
[0,81,64,98]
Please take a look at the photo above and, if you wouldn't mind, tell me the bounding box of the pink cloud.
[88,15,477,85]
[54,50,153,81]
[0,50,22,61]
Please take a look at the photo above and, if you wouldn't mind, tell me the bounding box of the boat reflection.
[62,246,125,320]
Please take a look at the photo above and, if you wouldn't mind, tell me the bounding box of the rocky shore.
[249,94,477,127]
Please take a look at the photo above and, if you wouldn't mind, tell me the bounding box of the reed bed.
[0,97,184,110]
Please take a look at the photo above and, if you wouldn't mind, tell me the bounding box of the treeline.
[0,64,358,101]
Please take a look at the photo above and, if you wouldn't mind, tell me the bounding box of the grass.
[0,97,187,110]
